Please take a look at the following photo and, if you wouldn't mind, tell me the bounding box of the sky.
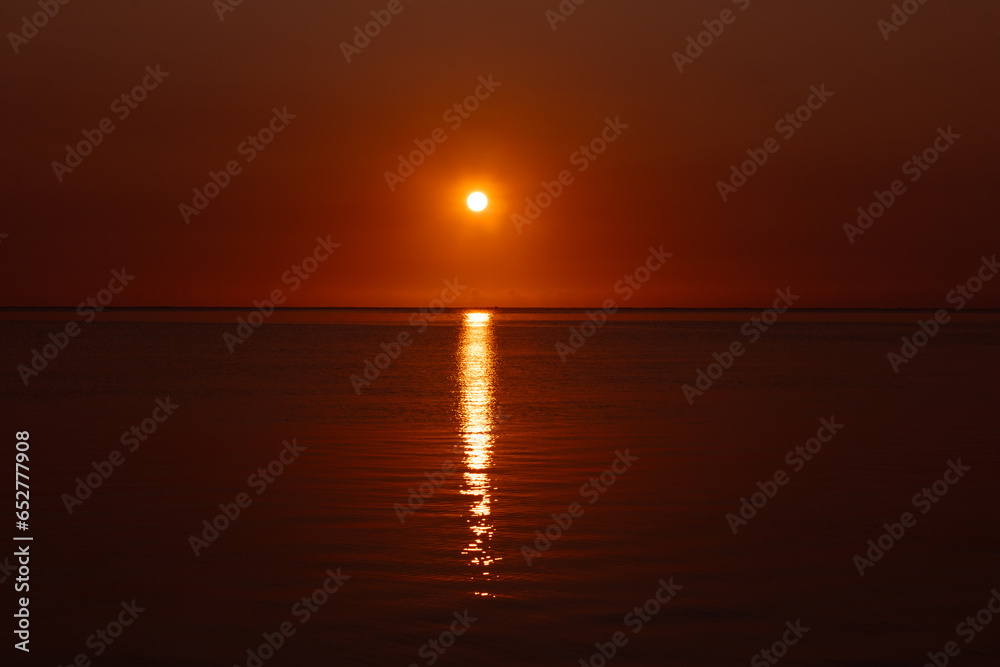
[2,0,998,308]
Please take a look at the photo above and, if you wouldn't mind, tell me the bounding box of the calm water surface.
[1,310,998,665]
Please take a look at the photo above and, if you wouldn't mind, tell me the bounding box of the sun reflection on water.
[458,311,500,597]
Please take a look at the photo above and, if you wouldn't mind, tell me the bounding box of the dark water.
[1,310,998,666]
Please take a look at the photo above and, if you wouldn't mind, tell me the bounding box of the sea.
[1,308,998,666]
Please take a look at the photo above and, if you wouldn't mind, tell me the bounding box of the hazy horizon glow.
[1,1,997,308]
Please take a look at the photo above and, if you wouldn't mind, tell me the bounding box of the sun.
[467,192,488,212]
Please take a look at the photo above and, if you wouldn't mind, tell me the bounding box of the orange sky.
[1,0,998,307]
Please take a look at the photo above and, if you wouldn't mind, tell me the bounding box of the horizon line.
[2,306,999,312]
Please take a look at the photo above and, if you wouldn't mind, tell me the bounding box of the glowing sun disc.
[467,192,488,212]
